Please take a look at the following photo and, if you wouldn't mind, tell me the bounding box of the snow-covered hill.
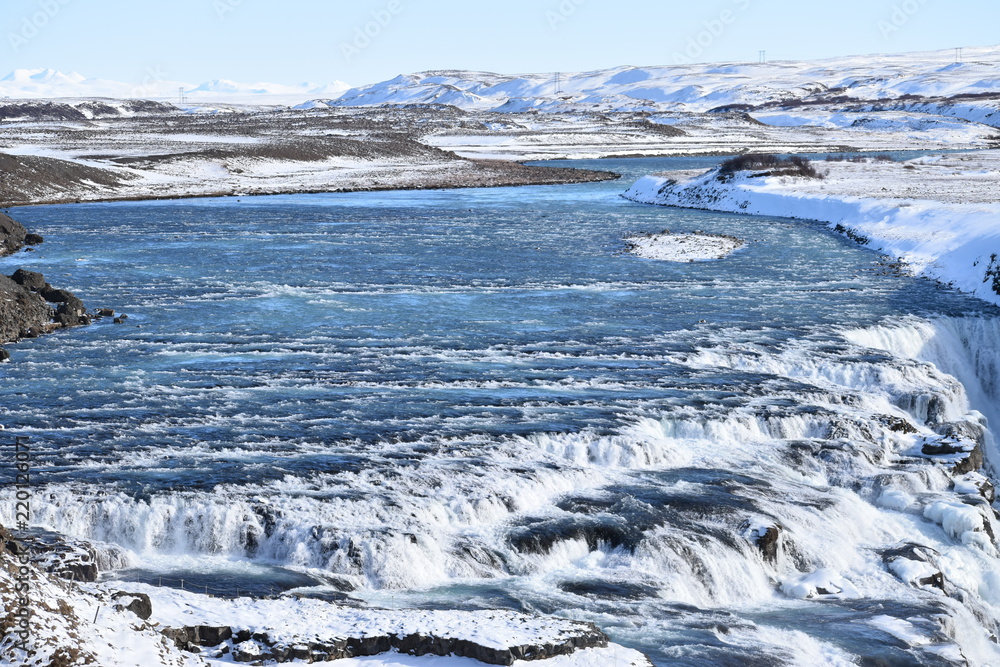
[7,45,1000,113]
[0,68,350,105]
[327,45,1000,114]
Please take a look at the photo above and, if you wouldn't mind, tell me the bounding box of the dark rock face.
[752,525,782,563]
[0,275,54,343]
[164,619,610,666]
[163,625,234,648]
[8,529,130,582]
[0,214,93,346]
[952,444,986,476]
[0,268,90,343]
[0,213,28,255]
[16,531,100,582]
[919,420,986,475]
[112,591,153,621]
[922,441,970,456]
[0,524,26,557]
[963,477,997,503]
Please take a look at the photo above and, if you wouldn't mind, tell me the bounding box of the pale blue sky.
[4,0,998,87]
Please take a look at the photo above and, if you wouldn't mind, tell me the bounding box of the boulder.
[37,285,87,327]
[882,543,946,593]
[0,348,8,362]
[741,521,782,563]
[55,305,90,328]
[10,269,46,291]
[877,414,918,434]
[40,286,82,307]
[112,591,153,621]
[163,625,233,649]
[23,233,44,245]
[936,420,988,447]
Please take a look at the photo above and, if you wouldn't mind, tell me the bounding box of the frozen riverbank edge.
[623,151,1000,308]
[0,523,652,667]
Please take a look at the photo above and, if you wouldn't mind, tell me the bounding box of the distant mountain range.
[325,45,1000,113]
[5,45,1000,112]
[0,68,351,105]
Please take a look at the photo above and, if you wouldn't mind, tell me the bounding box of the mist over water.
[3,157,1000,665]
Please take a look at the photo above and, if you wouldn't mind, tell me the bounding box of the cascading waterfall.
[845,315,1000,466]
[5,164,1000,665]
[6,314,1000,663]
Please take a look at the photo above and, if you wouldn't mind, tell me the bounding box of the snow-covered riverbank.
[624,151,1000,307]
[0,527,650,667]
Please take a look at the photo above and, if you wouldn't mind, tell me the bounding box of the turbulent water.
[3,156,1000,665]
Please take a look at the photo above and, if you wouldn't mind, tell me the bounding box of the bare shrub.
[718,153,822,179]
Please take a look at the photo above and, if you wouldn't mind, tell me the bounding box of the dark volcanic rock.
[24,233,44,245]
[15,531,99,581]
[0,213,28,255]
[0,275,54,343]
[112,591,153,620]
[0,523,26,557]
[40,285,88,327]
[165,617,611,666]
[936,421,988,447]
[0,348,8,362]
[163,625,234,649]
[922,440,970,456]
[877,414,918,434]
[953,444,985,476]
[753,525,782,563]
[10,269,46,291]
[0,218,90,345]
[40,286,82,306]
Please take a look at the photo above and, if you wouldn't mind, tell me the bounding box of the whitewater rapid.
[3,156,1000,665]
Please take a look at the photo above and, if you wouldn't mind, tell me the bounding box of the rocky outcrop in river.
[0,212,91,352]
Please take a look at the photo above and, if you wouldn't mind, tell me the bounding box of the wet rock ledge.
[0,212,95,358]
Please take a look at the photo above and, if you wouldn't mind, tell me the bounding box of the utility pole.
[178,87,187,104]
[759,50,767,65]
[955,47,963,64]
[554,72,561,94]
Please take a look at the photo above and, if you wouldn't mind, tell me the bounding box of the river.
[2,156,999,665]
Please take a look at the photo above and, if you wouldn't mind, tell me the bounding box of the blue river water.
[2,156,999,665]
